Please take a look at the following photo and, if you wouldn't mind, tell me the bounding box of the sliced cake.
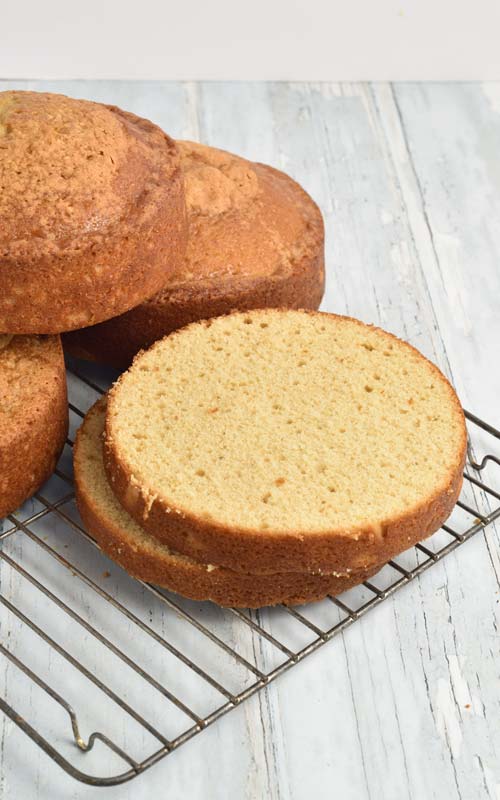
[103,310,467,574]
[75,398,377,606]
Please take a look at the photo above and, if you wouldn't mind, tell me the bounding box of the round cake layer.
[0,91,187,333]
[0,334,68,517]
[104,309,467,574]
[75,399,375,607]
[64,141,324,367]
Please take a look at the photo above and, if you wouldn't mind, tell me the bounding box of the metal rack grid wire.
[0,360,499,787]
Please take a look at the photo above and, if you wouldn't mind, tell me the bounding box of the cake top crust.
[0,91,179,258]
[152,141,323,289]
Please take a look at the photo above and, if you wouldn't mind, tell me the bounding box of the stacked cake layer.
[74,310,466,607]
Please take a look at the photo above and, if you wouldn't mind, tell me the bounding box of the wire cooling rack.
[0,359,499,787]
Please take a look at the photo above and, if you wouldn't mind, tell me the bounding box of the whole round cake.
[103,309,467,574]
[64,141,325,367]
[0,334,68,517]
[0,91,187,333]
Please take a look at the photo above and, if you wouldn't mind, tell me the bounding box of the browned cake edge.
[0,336,68,518]
[103,310,467,575]
[63,163,325,368]
[75,401,378,606]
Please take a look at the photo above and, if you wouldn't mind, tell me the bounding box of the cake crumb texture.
[104,309,466,573]
[75,398,379,606]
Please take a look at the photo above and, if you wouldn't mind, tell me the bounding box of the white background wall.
[2,0,500,81]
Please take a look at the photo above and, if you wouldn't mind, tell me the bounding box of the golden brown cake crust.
[75,399,378,607]
[63,141,324,367]
[0,335,68,517]
[0,91,187,334]
[104,310,467,575]
[78,495,379,606]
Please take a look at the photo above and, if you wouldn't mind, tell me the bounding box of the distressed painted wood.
[0,80,499,800]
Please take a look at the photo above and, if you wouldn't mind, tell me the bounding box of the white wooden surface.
[0,80,499,800]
